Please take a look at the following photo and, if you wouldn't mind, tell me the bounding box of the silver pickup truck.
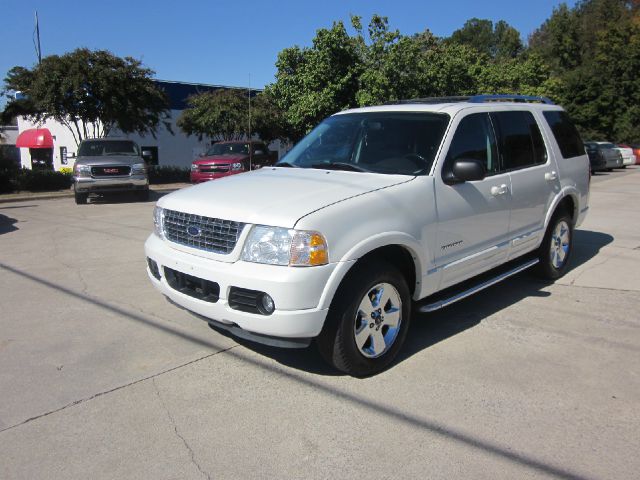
[73,138,149,204]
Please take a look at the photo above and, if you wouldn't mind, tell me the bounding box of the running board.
[418,258,539,313]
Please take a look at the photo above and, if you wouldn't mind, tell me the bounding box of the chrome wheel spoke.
[370,330,386,356]
[383,307,401,328]
[357,295,375,318]
[355,327,371,350]
[353,282,403,359]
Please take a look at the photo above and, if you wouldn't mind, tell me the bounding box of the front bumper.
[74,175,148,193]
[190,170,243,183]
[144,233,334,339]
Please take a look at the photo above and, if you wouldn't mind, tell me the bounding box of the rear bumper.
[74,175,148,193]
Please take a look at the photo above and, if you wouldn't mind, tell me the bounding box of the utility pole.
[34,11,42,64]
[248,73,252,171]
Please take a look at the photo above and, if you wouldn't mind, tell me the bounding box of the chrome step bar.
[418,258,539,313]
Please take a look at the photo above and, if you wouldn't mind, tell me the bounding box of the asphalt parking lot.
[1,168,639,479]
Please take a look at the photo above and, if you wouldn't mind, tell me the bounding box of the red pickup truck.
[190,141,276,183]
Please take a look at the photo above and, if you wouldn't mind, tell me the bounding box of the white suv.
[145,95,589,376]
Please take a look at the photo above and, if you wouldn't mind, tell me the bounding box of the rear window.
[543,111,584,159]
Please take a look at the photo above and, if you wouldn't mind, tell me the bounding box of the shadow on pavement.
[0,213,18,235]
[0,260,597,480]
[231,229,614,375]
[86,190,174,205]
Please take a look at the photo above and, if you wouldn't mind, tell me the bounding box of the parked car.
[583,142,607,173]
[145,95,589,376]
[190,141,276,183]
[615,144,635,167]
[584,142,623,171]
[73,138,149,204]
[631,145,640,165]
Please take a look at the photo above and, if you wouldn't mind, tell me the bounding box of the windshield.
[78,140,140,156]
[278,112,449,175]
[599,143,615,149]
[206,143,249,156]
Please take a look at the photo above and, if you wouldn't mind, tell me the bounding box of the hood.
[158,167,412,228]
[194,154,247,164]
[76,155,142,166]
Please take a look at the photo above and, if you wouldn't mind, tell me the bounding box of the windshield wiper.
[275,161,300,168]
[311,162,370,173]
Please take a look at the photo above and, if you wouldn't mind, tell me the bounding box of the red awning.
[16,128,54,148]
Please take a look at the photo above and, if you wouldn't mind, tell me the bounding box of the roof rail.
[387,96,471,105]
[469,94,554,105]
[387,94,555,105]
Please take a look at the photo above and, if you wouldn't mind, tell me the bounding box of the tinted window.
[446,113,499,175]
[543,111,584,159]
[281,112,450,175]
[491,111,546,170]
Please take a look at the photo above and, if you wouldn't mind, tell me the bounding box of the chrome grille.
[200,164,230,173]
[163,209,244,254]
[92,165,131,176]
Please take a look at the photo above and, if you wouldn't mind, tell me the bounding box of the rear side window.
[446,113,499,175]
[543,111,584,159]
[491,111,547,170]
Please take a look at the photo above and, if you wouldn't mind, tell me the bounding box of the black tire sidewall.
[319,261,412,376]
[538,211,574,280]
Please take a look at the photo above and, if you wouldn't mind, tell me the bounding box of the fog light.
[259,293,275,315]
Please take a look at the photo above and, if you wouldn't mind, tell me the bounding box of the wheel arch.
[544,189,579,230]
[317,233,425,310]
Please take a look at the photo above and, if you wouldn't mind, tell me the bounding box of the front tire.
[536,209,573,280]
[74,192,88,205]
[317,260,411,377]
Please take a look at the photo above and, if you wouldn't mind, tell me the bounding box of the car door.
[434,112,512,290]
[490,111,558,259]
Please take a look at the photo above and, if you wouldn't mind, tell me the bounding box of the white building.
[15,80,285,171]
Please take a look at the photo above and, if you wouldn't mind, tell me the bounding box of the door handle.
[545,171,558,181]
[490,184,508,196]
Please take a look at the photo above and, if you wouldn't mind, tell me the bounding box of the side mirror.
[254,149,265,155]
[445,158,486,184]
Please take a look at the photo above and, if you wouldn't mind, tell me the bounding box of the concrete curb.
[0,183,190,204]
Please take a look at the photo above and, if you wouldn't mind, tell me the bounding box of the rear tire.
[317,260,411,377]
[535,209,573,280]
[74,192,88,205]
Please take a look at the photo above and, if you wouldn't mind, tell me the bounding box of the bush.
[14,169,72,192]
[148,165,190,184]
[0,155,20,193]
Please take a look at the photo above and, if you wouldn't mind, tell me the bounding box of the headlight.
[231,162,243,171]
[191,163,198,171]
[74,164,91,177]
[241,226,328,266]
[153,206,164,239]
[131,163,147,175]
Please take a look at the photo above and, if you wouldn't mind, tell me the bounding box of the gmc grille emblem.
[103,168,119,174]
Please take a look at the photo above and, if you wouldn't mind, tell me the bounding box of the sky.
[1,0,577,95]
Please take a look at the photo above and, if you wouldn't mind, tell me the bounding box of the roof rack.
[388,94,554,105]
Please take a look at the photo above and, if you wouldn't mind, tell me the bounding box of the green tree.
[266,20,361,140]
[177,89,287,143]
[449,18,523,59]
[2,49,170,146]
[529,0,640,141]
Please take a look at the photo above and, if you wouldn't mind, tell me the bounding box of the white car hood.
[158,167,412,228]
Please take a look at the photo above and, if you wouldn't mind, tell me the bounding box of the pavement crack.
[0,345,238,436]
[152,378,211,480]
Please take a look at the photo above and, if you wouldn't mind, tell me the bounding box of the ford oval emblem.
[186,225,202,237]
